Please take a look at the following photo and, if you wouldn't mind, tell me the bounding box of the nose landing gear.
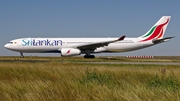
[20,52,24,58]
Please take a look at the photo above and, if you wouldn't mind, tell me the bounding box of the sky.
[1,0,180,56]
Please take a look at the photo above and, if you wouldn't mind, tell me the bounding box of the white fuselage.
[4,16,173,57]
[4,37,153,54]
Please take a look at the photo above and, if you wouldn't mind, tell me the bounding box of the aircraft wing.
[75,36,125,50]
[152,36,175,44]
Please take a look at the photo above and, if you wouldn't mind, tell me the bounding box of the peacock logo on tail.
[140,18,170,42]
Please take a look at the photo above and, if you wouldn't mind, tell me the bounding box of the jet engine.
[61,48,81,56]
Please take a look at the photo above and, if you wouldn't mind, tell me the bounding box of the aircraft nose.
[4,44,9,49]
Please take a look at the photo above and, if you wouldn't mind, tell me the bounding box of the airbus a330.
[4,16,174,58]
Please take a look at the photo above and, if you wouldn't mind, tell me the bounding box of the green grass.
[0,56,180,101]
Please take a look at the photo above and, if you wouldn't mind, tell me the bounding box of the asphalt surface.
[78,62,180,66]
[0,60,48,63]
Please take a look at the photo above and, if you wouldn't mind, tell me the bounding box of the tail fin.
[139,16,171,42]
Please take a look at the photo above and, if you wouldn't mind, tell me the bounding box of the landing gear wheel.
[84,55,88,58]
[90,55,95,58]
[84,55,95,58]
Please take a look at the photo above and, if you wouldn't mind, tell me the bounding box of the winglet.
[117,35,126,41]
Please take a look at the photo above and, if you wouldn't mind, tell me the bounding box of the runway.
[77,62,180,66]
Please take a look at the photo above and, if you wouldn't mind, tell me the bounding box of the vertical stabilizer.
[139,16,171,42]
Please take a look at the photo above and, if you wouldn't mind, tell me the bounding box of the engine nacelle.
[61,48,81,56]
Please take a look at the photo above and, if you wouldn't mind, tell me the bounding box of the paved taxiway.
[1,60,180,66]
[78,62,180,66]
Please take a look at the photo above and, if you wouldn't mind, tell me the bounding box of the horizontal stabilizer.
[152,36,175,44]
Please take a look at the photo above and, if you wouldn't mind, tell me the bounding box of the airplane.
[4,16,174,58]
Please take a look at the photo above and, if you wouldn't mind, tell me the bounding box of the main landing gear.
[20,52,24,58]
[84,54,95,58]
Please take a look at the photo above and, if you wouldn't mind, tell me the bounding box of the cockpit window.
[8,42,13,44]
